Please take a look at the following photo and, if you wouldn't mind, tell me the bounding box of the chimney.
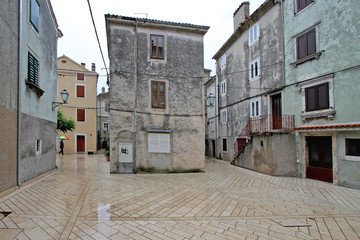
[81,63,86,67]
[102,87,105,93]
[92,63,96,72]
[233,1,250,31]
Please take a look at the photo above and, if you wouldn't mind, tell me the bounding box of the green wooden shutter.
[28,52,39,86]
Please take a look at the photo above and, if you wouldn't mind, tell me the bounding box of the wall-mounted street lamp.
[207,93,216,107]
[52,89,69,111]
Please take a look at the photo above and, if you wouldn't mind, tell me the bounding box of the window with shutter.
[30,0,39,32]
[249,23,259,45]
[150,35,164,59]
[28,52,39,86]
[297,0,314,12]
[250,98,261,118]
[148,133,170,153]
[305,83,329,112]
[77,109,86,122]
[297,28,316,60]
[77,73,85,81]
[76,85,85,98]
[221,80,226,96]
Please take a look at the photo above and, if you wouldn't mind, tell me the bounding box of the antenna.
[134,13,148,18]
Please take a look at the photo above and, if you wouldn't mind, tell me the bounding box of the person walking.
[59,140,64,155]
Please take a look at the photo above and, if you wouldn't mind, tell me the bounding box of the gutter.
[17,0,23,186]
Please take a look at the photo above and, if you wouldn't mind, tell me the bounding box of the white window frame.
[148,133,170,153]
[35,139,41,155]
[250,97,261,118]
[345,138,360,162]
[300,74,334,113]
[220,80,227,97]
[221,109,228,125]
[249,23,260,46]
[220,54,226,69]
[210,120,215,132]
[76,108,86,123]
[103,122,109,131]
[249,58,261,81]
[76,73,86,82]
[75,84,86,99]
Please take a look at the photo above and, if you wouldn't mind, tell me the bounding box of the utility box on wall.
[118,143,133,173]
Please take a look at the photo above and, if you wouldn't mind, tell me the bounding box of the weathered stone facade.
[0,0,19,194]
[213,1,297,176]
[97,88,110,150]
[283,0,360,188]
[106,15,209,173]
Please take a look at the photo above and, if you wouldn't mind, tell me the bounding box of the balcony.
[233,115,295,162]
[250,114,295,134]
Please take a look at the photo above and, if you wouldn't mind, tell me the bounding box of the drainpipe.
[214,74,219,159]
[17,0,23,186]
[133,20,138,173]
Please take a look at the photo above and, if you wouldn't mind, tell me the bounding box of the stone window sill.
[291,52,322,67]
[301,109,335,122]
[25,80,44,97]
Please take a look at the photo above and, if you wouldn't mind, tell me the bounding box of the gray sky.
[51,0,264,94]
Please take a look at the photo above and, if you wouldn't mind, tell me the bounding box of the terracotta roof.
[105,14,210,31]
[295,124,360,131]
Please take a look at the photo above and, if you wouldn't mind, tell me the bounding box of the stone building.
[283,0,360,188]
[0,0,61,195]
[57,56,98,154]
[97,87,110,150]
[213,1,296,176]
[105,15,209,173]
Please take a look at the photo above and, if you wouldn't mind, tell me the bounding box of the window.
[77,108,86,122]
[210,121,215,132]
[35,139,41,155]
[250,98,261,118]
[249,23,259,45]
[305,83,329,112]
[222,138,227,152]
[151,81,166,109]
[148,133,170,153]
[151,35,164,59]
[28,52,39,86]
[30,0,39,31]
[103,122,109,131]
[77,73,85,81]
[296,0,313,12]
[346,139,360,157]
[220,80,227,96]
[220,54,226,69]
[221,109,227,125]
[76,85,85,98]
[249,58,260,81]
[297,28,316,60]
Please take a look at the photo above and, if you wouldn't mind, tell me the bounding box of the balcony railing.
[233,114,295,162]
[250,114,295,134]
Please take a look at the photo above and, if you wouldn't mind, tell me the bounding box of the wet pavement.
[0,153,360,239]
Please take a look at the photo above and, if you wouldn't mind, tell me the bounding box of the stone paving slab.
[0,154,359,239]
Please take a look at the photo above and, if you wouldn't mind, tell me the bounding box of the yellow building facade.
[57,56,98,154]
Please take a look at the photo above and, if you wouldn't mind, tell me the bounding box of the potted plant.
[104,150,110,162]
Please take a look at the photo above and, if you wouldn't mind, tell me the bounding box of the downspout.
[214,74,219,159]
[133,20,138,173]
[17,0,23,186]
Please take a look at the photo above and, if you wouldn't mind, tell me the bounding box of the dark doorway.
[205,140,209,157]
[306,136,333,183]
[212,140,216,158]
[77,135,85,152]
[272,94,282,130]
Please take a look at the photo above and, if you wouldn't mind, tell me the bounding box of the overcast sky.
[51,0,264,94]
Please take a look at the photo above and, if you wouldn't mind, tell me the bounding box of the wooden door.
[306,136,333,183]
[272,94,282,130]
[77,135,85,152]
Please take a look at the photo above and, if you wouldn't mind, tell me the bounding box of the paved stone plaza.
[0,154,360,239]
